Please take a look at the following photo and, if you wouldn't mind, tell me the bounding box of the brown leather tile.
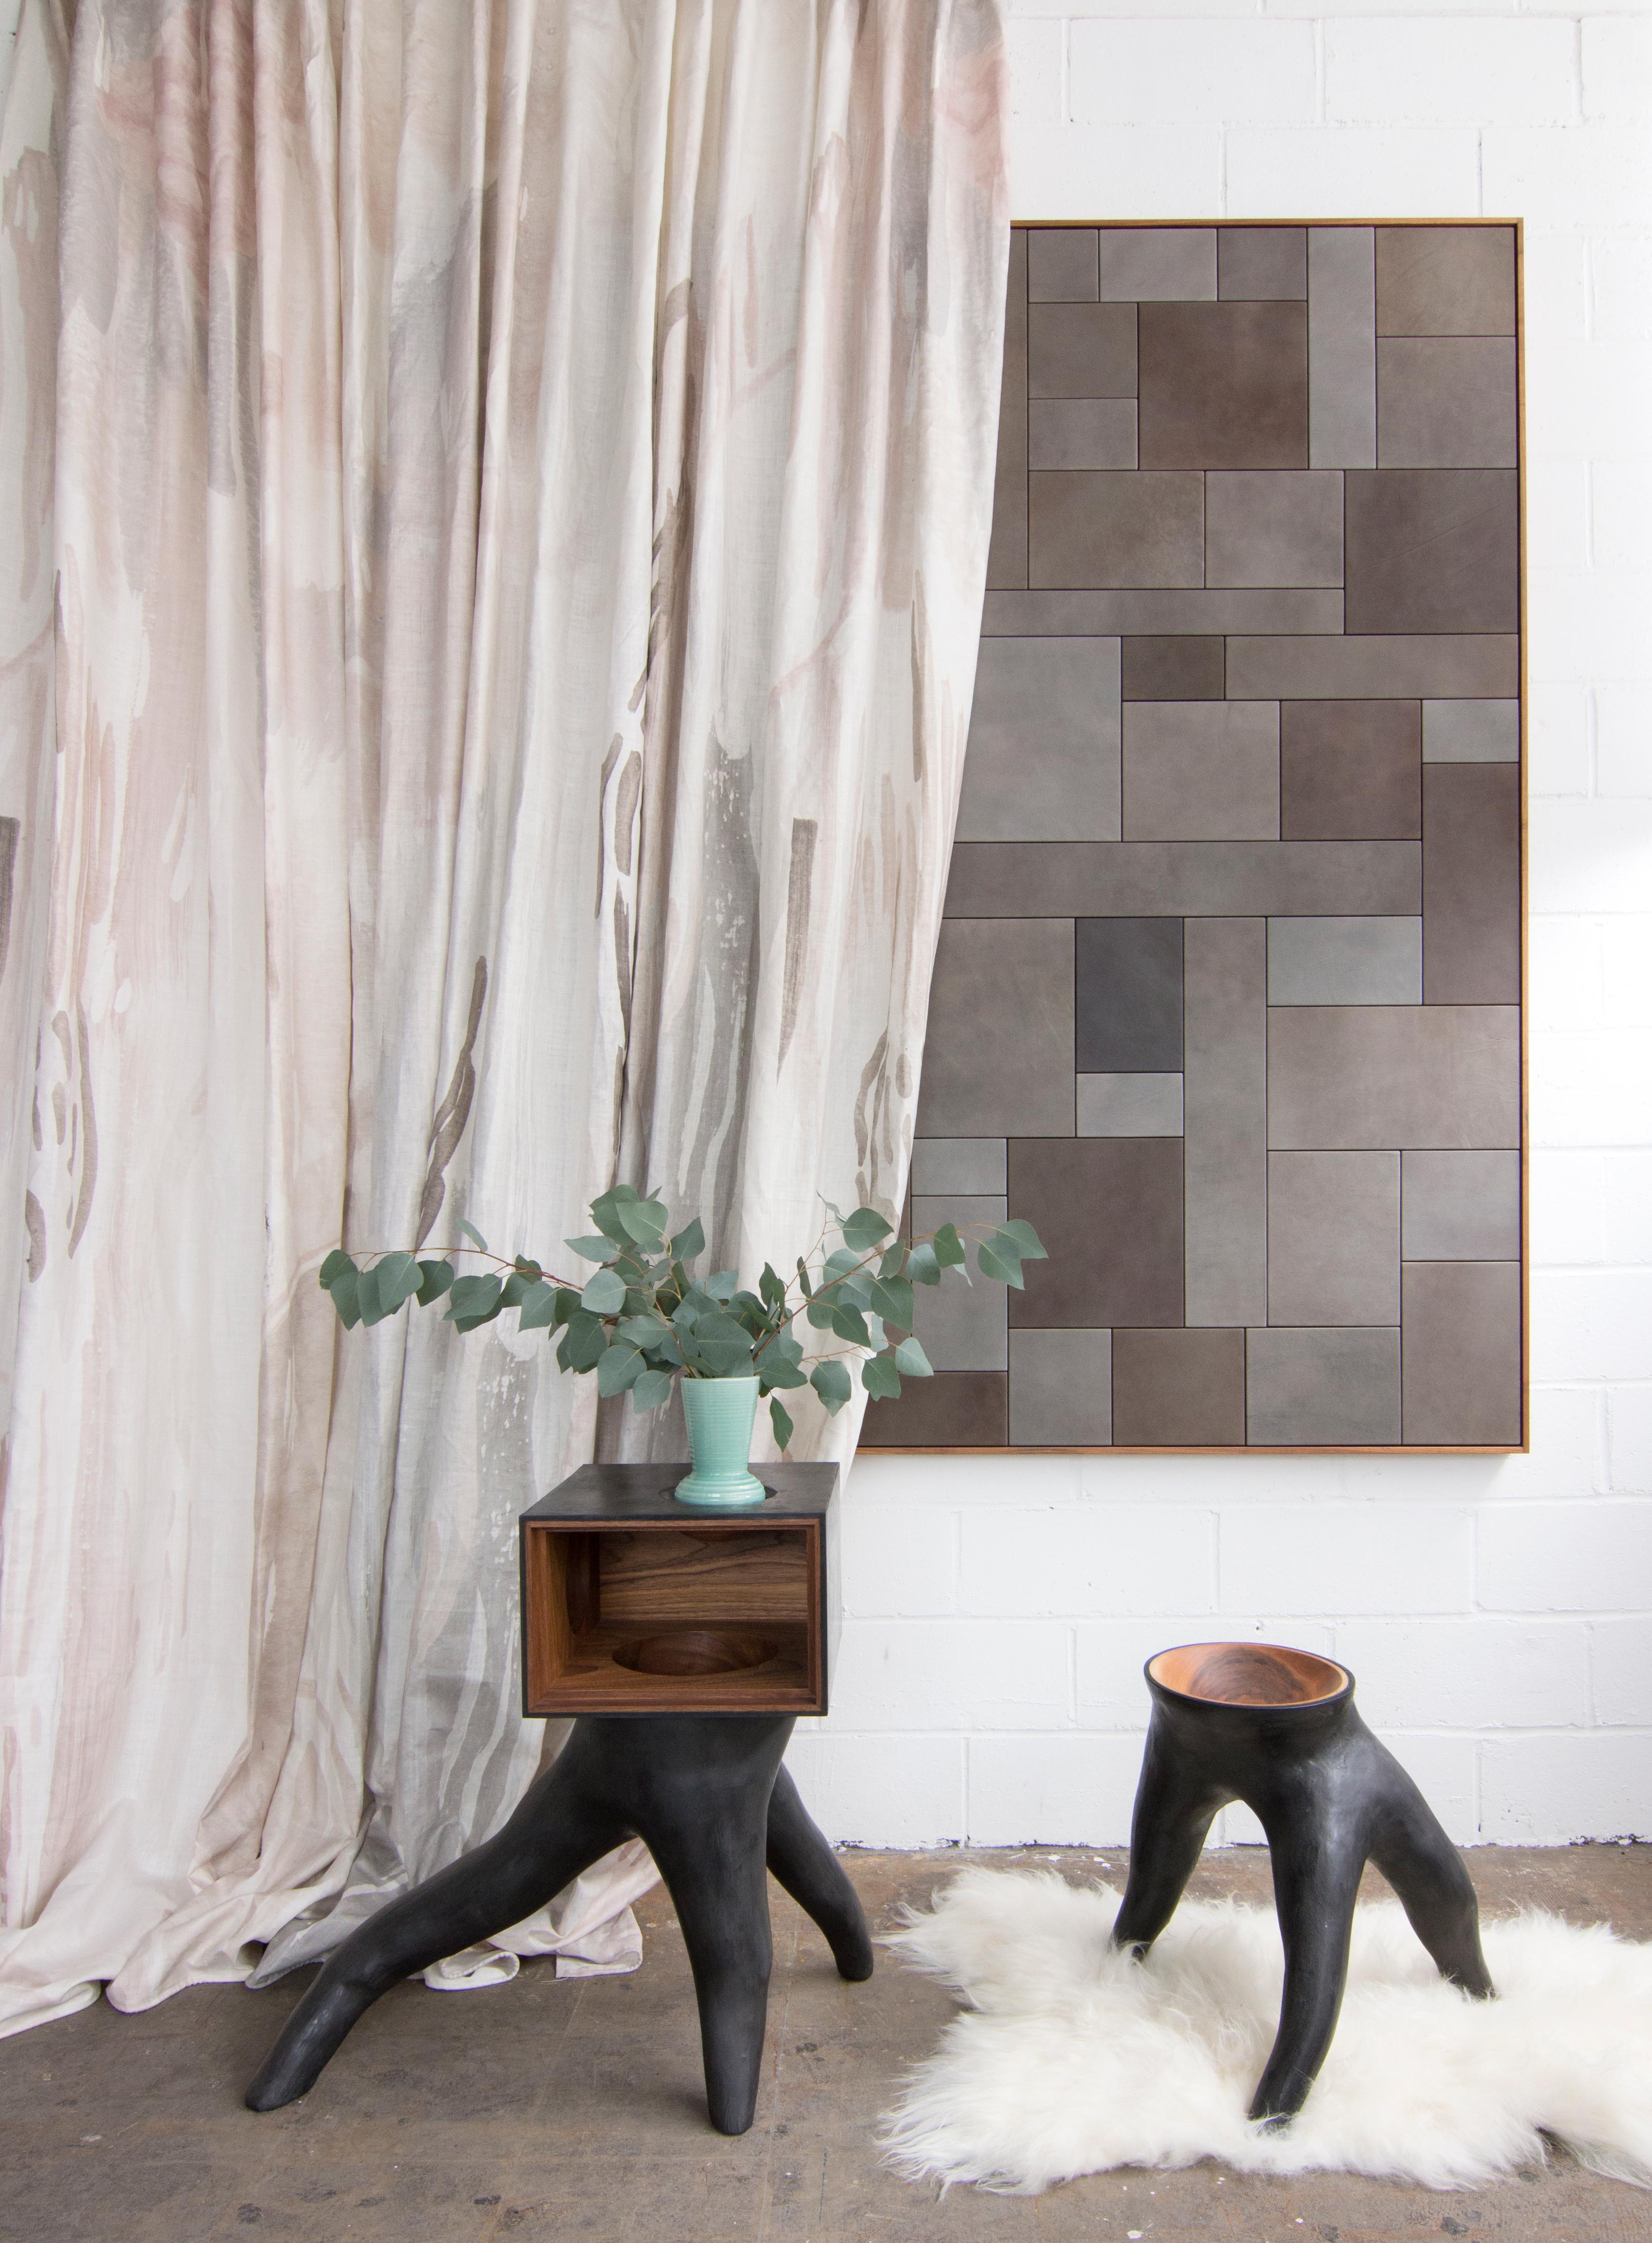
[860,1372,1007,1447]
[1219,228,1307,303]
[1268,1151,1400,1326]
[1029,227,1098,302]
[946,838,1419,919]
[1138,303,1308,470]
[1009,1329,1113,1445]
[1422,763,1521,1004]
[1112,1328,1246,1445]
[1268,1005,1519,1150]
[1247,1326,1401,1445]
[1029,303,1138,399]
[1122,636,1225,701]
[1377,339,1518,469]
[1122,702,1281,842]
[916,918,1075,1137]
[1402,1260,1522,1445]
[1344,470,1519,636]
[1030,471,1204,589]
[1184,917,1267,1329]
[1008,1138,1183,1328]
[1227,632,1518,701]
[1280,700,1422,840]
[988,230,1029,589]
[1376,225,1516,337]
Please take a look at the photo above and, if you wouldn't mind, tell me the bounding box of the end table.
[246,1463,870,2134]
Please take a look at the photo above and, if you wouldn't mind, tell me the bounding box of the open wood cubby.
[519,1464,839,1715]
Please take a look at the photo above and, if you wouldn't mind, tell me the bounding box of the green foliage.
[317,1180,1045,1458]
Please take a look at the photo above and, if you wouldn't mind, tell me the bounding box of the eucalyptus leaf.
[669,1217,706,1261]
[796,1259,814,1298]
[446,1273,504,1328]
[457,1218,489,1251]
[566,1233,614,1261]
[499,1270,538,1309]
[516,1281,560,1330]
[560,1312,607,1372]
[806,1298,837,1330]
[976,1237,1024,1288]
[617,1196,670,1243]
[581,1267,627,1315]
[810,1358,852,1415]
[760,1357,808,1390]
[589,1190,637,1246]
[374,1252,420,1313]
[831,1304,870,1346]
[769,1397,794,1452]
[319,1248,355,1288]
[862,1354,901,1400]
[704,1270,740,1301]
[841,1205,893,1252]
[894,1334,934,1378]
[596,1340,644,1396]
[932,1223,968,1271]
[822,1248,860,1281]
[632,1368,675,1413]
[1000,1218,1047,1261]
[327,1269,362,1329]
[355,1264,391,1326]
[870,1276,914,1329]
[415,1258,455,1305]
[758,1264,785,1310]
[619,1314,667,1349]
[906,1240,941,1287]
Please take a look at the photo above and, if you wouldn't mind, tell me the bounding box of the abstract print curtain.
[0,0,1006,2033]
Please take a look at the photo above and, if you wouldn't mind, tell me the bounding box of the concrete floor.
[3,1846,1650,2243]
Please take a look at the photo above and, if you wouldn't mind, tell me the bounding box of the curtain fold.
[0,0,1006,2037]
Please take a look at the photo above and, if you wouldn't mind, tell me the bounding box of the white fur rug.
[880,1869,1652,2195]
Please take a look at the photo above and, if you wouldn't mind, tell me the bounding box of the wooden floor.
[4,1846,1650,2242]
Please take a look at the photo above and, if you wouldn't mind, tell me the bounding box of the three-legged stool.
[1112,1643,1494,2124]
[246,1711,870,2132]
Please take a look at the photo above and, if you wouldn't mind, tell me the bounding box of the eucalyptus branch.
[318,1186,1046,1457]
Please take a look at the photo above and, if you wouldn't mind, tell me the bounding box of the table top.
[521,1460,839,1526]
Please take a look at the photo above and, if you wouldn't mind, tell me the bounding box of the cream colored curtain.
[0,0,1006,2035]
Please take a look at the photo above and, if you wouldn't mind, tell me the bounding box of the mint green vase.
[675,1375,768,1508]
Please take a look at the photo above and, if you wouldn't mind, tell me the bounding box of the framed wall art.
[864,221,1526,1455]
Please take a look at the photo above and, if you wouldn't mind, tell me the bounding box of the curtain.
[0,0,1006,2036]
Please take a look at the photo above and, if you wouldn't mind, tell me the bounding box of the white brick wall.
[790,4,1652,1854]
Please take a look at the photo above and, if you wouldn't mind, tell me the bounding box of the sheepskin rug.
[879,1868,1652,2195]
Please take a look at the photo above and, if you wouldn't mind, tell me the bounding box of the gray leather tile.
[911,1195,1009,1371]
[1267,915,1423,1006]
[915,919,1075,1138]
[1422,763,1520,1005]
[1206,471,1344,589]
[1077,1073,1184,1137]
[1401,1150,1520,1261]
[1076,916,1183,1071]
[1220,228,1307,303]
[911,1139,1008,1196]
[1009,1329,1113,1445]
[1402,1260,1521,1445]
[860,1372,1006,1447]
[1122,636,1225,701]
[1009,1136,1184,1328]
[1029,228,1098,303]
[984,589,1344,636]
[1308,227,1376,470]
[1268,1151,1401,1326]
[1344,470,1519,636]
[1097,228,1216,302]
[1423,699,1520,763]
[1185,916,1267,1328]
[1122,702,1280,842]
[1029,398,1137,470]
[1112,1327,1246,1446]
[948,839,1419,920]
[1029,303,1137,399]
[1378,339,1518,469]
[1226,633,1518,702]
[957,636,1121,842]
[1030,471,1204,589]
[1268,1005,1520,1150]
[988,230,1029,590]
[1281,699,1421,840]
[1247,1327,1401,1445]
[1376,226,1516,338]
[1139,303,1308,469]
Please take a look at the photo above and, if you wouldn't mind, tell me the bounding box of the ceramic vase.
[675,1375,768,1507]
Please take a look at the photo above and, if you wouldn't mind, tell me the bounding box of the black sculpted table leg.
[1110,1646,1494,2127]
[246,1712,871,2135]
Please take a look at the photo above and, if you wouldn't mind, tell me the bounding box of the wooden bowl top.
[1149,1642,1349,1707]
[612,1630,777,1678]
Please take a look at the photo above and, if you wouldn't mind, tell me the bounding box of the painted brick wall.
[4,7,1647,1847]
[791,3,1652,1852]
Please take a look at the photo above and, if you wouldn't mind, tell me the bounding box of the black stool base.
[1112,1649,1493,2126]
[246,1713,870,2135]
